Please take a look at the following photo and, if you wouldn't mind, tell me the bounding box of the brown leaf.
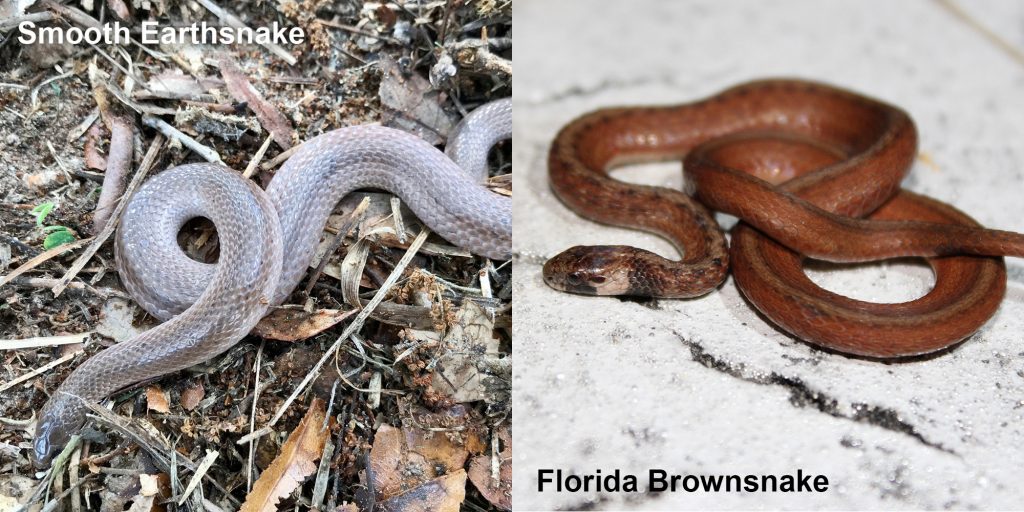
[145,386,170,414]
[467,426,511,511]
[179,382,205,412]
[252,308,357,342]
[376,470,466,512]
[218,58,295,149]
[377,56,456,145]
[368,423,470,502]
[428,302,500,402]
[240,399,333,512]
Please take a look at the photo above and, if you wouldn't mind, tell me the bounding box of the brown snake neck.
[544,79,1024,358]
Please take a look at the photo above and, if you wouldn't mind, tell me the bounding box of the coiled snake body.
[34,99,511,466]
[543,80,1024,358]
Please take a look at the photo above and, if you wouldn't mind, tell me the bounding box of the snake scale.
[543,80,1024,358]
[33,99,511,466]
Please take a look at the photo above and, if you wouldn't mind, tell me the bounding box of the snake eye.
[567,272,584,286]
[589,275,606,284]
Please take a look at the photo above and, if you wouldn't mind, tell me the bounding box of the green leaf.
[43,227,75,250]
[31,202,55,227]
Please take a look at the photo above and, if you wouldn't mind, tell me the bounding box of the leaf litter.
[0,0,512,510]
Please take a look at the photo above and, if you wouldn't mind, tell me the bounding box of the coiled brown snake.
[33,99,511,466]
[543,80,1024,358]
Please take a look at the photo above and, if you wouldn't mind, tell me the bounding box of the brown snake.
[32,99,511,467]
[543,80,1024,358]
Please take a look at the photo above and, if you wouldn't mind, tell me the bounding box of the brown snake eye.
[589,275,606,284]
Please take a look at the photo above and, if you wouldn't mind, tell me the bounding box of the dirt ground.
[0,1,510,510]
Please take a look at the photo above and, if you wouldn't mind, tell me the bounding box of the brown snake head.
[543,245,634,295]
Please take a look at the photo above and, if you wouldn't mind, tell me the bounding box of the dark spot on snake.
[567,272,584,286]
[569,282,598,295]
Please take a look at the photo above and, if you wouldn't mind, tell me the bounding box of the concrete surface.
[512,0,1024,509]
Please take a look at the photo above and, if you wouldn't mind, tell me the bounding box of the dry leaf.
[378,56,456,145]
[428,302,500,402]
[376,470,466,512]
[240,399,333,512]
[179,382,205,411]
[368,423,470,502]
[218,58,295,149]
[96,297,143,342]
[468,426,511,511]
[146,386,170,414]
[253,308,357,341]
[125,473,171,512]
[0,474,40,512]
[125,494,156,512]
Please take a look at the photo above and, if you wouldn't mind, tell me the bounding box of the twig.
[0,349,82,393]
[141,116,221,162]
[246,340,265,493]
[29,72,74,116]
[253,230,432,439]
[193,0,298,65]
[0,12,52,31]
[82,402,242,507]
[316,19,402,44]
[101,79,176,115]
[3,276,127,299]
[935,0,1024,68]
[51,136,164,297]
[260,144,299,170]
[0,237,95,290]
[177,450,219,505]
[92,118,135,233]
[390,198,406,243]
[302,196,370,297]
[0,332,92,350]
[69,109,100,141]
[242,134,274,179]
[69,444,82,512]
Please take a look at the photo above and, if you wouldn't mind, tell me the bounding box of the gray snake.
[33,98,511,466]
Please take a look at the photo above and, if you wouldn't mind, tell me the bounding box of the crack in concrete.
[674,332,957,455]
[524,72,683,106]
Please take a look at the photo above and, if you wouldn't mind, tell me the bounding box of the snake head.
[542,246,633,295]
[33,399,79,469]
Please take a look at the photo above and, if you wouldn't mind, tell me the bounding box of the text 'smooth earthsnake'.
[33,98,511,466]
[543,80,1024,358]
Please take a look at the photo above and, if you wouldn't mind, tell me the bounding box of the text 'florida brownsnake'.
[543,80,1023,358]
[33,99,511,467]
